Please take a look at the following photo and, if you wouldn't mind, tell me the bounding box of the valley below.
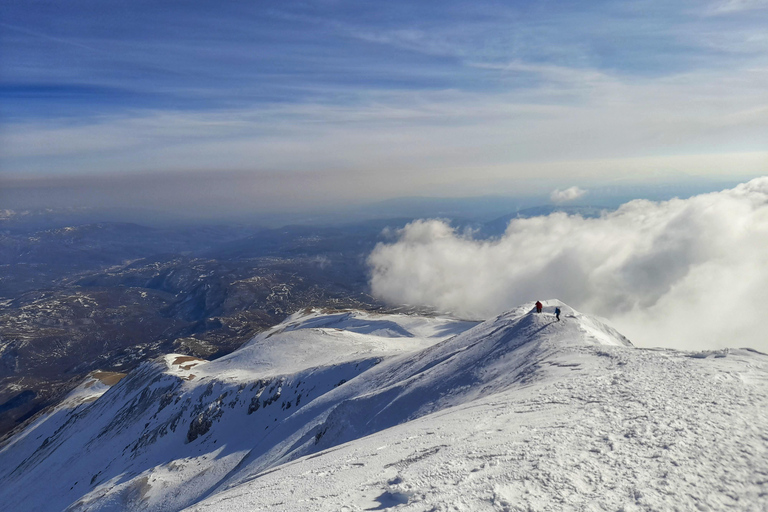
[0,216,394,438]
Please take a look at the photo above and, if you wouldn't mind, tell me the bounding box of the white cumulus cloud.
[368,177,768,352]
[550,186,587,203]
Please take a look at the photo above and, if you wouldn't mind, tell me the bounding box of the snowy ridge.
[207,301,632,488]
[0,309,476,511]
[0,303,766,511]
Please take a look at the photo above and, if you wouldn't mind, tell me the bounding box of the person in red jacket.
[535,301,543,313]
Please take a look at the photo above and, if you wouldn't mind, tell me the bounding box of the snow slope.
[0,309,477,511]
[1,302,766,511]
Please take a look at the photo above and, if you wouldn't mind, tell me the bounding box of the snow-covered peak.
[196,309,478,379]
[190,301,636,490]
[0,303,765,512]
[492,299,633,348]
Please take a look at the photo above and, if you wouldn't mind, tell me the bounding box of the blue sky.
[1,0,767,214]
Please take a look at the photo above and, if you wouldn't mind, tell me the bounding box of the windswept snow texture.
[1,302,767,512]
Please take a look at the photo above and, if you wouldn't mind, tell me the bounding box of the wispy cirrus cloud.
[4,60,766,180]
[706,0,768,14]
[1,0,768,215]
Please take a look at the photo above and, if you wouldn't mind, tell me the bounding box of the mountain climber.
[555,307,561,321]
[535,301,542,313]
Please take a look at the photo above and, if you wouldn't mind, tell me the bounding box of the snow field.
[188,344,768,512]
[0,303,766,511]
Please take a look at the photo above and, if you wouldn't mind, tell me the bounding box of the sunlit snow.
[0,302,765,511]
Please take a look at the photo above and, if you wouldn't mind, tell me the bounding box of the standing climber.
[535,301,543,313]
[555,307,561,321]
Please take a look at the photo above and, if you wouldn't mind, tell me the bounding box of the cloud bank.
[368,178,768,352]
[550,186,587,204]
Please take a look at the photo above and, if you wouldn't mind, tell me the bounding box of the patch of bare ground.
[90,372,127,386]
[171,356,206,366]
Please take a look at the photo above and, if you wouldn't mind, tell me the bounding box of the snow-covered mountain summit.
[1,302,766,511]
